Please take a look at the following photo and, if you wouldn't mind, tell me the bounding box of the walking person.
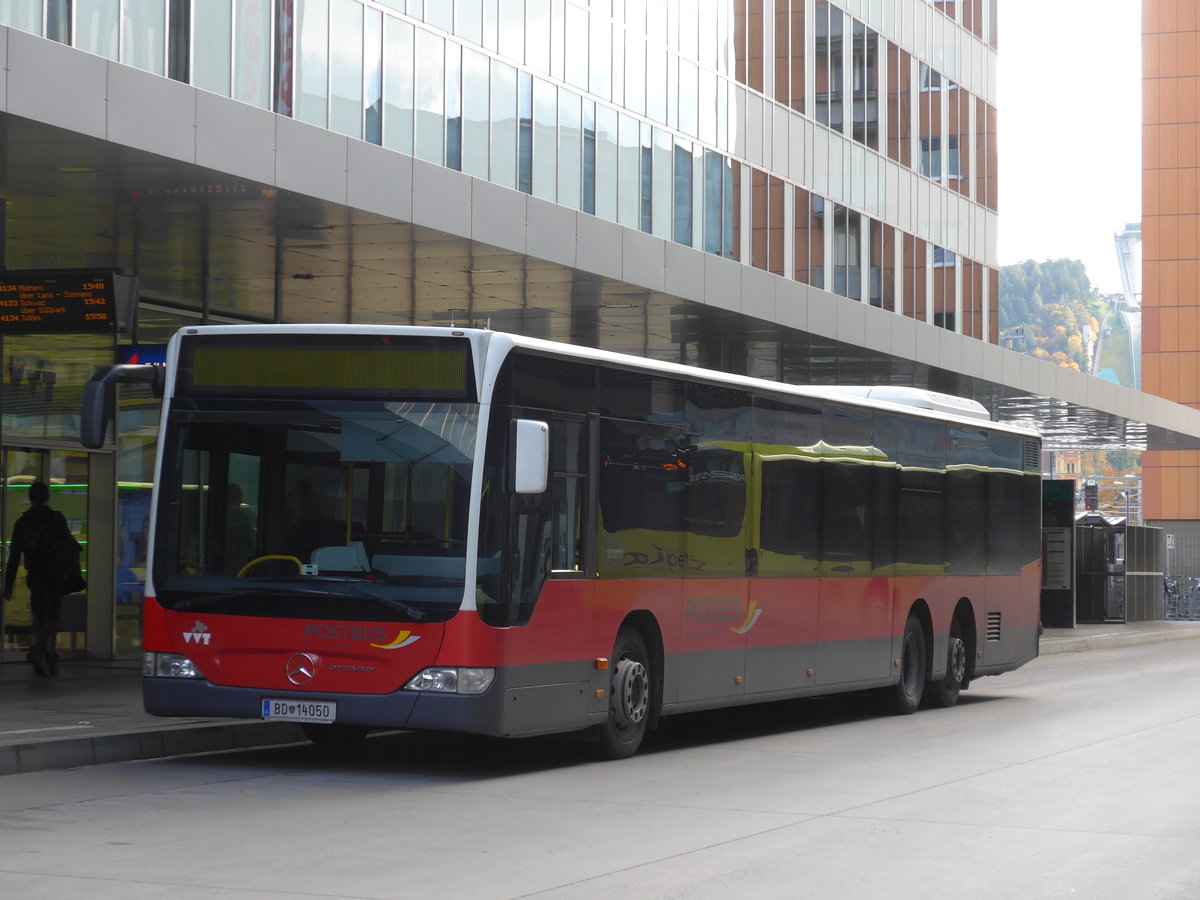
[2,482,81,676]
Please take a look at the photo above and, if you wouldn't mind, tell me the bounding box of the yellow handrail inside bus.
[237,555,303,578]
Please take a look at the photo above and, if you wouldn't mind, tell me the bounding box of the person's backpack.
[25,510,86,594]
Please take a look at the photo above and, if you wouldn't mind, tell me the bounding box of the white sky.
[996,0,1142,296]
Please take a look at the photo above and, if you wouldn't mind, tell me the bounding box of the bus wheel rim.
[949,636,967,684]
[613,658,648,728]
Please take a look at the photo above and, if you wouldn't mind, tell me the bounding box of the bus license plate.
[262,698,336,724]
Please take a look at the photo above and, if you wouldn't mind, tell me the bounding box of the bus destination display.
[0,271,116,333]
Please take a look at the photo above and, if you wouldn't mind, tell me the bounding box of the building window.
[383,16,415,155]
[920,136,942,181]
[295,0,329,127]
[329,0,364,138]
[674,138,694,246]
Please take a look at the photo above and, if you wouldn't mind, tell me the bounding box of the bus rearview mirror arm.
[511,419,549,494]
[81,363,166,450]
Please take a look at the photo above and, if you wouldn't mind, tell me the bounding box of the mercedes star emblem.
[286,653,318,686]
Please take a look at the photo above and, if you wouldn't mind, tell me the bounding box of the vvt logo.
[182,620,212,645]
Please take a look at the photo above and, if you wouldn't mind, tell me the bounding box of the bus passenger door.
[677,443,750,704]
[816,458,893,686]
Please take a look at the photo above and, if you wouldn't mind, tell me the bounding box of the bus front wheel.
[597,628,652,759]
[886,615,926,715]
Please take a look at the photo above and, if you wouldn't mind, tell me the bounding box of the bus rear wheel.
[928,617,967,708]
[597,628,652,759]
[885,615,926,715]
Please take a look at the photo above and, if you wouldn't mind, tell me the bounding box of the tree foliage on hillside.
[1000,259,1106,372]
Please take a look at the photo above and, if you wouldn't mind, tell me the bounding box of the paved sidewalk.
[4,620,1200,777]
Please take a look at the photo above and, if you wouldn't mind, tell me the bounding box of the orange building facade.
[1143,0,1200,532]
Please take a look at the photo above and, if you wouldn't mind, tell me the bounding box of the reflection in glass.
[679,60,699,137]
[456,0,483,44]
[426,0,453,32]
[122,0,166,74]
[589,9,611,100]
[0,1,42,35]
[533,79,558,201]
[462,48,491,178]
[698,68,717,145]
[383,16,415,155]
[640,122,653,233]
[526,0,551,74]
[158,401,478,616]
[646,8,667,123]
[75,0,119,60]
[414,29,446,164]
[364,9,383,144]
[625,34,646,116]
[703,149,723,256]
[652,128,672,240]
[919,63,942,182]
[296,0,330,127]
[595,105,618,221]
[490,59,517,189]
[618,114,640,229]
[673,138,693,246]
[559,89,583,210]
[234,0,272,109]
[851,21,879,149]
[498,0,524,63]
[193,0,234,96]
[446,42,462,170]
[518,71,533,193]
[565,3,589,90]
[2,335,115,444]
[583,101,597,215]
[330,0,364,138]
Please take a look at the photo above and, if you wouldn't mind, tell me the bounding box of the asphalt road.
[3,641,1200,899]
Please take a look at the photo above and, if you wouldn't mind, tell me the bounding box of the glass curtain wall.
[0,0,1002,338]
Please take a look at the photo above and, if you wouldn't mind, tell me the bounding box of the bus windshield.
[153,398,478,623]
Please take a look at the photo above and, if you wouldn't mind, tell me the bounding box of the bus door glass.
[816,404,890,685]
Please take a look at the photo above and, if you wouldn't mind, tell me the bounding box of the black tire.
[886,615,926,715]
[302,723,370,753]
[928,617,967,709]
[597,628,652,759]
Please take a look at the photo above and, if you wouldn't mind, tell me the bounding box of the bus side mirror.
[81,364,165,449]
[511,419,549,494]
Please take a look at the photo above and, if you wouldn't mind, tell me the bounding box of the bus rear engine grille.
[986,612,1002,642]
[1023,440,1041,473]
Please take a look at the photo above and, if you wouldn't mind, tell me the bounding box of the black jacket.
[4,505,75,592]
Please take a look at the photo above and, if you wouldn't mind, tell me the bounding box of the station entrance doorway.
[0,443,116,664]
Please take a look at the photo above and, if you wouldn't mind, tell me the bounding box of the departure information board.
[0,270,118,333]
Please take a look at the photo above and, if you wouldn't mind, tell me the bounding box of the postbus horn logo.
[370,630,421,650]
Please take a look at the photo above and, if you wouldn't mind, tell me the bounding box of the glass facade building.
[0,0,1018,660]
[0,0,1001,338]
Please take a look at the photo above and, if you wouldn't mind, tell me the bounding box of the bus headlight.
[144,652,205,679]
[404,667,495,695]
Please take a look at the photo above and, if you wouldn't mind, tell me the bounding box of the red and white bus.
[84,325,1042,757]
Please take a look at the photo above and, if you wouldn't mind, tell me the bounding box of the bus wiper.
[174,585,425,620]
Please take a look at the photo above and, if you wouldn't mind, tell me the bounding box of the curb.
[0,720,304,777]
[1040,627,1200,655]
